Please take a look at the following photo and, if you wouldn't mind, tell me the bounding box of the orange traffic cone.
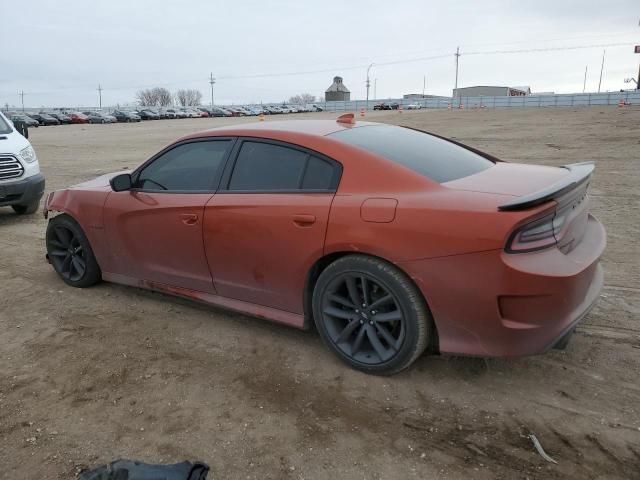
[447,103,451,109]
[398,105,403,113]
[618,98,625,108]
[259,113,265,121]
[360,107,365,117]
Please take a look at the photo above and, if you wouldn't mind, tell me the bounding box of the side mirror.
[110,173,132,192]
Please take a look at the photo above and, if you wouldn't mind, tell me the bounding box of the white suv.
[0,111,45,214]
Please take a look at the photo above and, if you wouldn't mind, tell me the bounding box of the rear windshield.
[0,114,13,134]
[329,125,494,183]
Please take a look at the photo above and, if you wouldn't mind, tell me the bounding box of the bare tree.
[135,87,173,106]
[136,88,158,106]
[176,89,203,106]
[155,88,173,106]
[288,93,316,105]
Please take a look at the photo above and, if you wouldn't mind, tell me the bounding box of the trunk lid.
[443,162,572,198]
[445,162,594,254]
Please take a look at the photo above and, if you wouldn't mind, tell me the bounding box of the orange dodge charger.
[44,115,605,374]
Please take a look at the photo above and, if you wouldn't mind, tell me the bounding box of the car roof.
[181,119,382,140]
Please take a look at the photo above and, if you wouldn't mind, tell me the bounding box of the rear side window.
[228,141,339,191]
[330,125,494,183]
[137,140,231,191]
[301,156,335,190]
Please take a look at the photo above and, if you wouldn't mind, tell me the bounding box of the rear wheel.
[46,214,101,287]
[312,255,432,375]
[12,200,40,215]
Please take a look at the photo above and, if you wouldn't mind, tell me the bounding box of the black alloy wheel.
[46,214,101,287]
[321,273,405,365]
[48,225,87,281]
[313,255,432,375]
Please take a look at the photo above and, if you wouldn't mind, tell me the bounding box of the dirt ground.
[1,107,639,479]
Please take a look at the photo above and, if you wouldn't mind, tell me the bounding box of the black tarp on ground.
[78,459,209,480]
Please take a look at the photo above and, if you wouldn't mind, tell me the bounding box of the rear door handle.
[180,213,199,225]
[293,214,316,227]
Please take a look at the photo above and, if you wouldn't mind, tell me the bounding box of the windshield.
[329,125,494,183]
[0,113,13,134]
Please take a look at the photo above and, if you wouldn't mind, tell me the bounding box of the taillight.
[506,210,567,253]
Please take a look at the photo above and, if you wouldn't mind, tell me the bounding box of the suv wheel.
[12,200,40,215]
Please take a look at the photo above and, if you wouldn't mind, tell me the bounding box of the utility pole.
[19,90,25,111]
[597,49,605,93]
[454,46,460,93]
[583,65,588,93]
[366,63,374,104]
[422,75,426,97]
[97,84,103,110]
[209,73,216,108]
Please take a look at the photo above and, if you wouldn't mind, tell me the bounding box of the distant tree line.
[288,93,316,105]
[135,87,203,107]
[135,88,315,107]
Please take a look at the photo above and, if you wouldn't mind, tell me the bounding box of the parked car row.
[1,103,325,128]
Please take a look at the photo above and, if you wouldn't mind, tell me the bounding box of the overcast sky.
[1,0,638,108]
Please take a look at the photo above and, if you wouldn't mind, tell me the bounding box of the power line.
[464,41,631,56]
[3,41,634,99]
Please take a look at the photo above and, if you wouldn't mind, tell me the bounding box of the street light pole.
[209,73,216,108]
[374,78,377,100]
[597,49,605,93]
[454,46,460,93]
[97,84,103,110]
[582,66,587,93]
[366,63,374,104]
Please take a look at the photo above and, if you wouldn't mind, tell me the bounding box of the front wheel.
[46,214,101,288]
[312,255,432,375]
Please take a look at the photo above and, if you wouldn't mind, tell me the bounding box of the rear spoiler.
[498,162,594,212]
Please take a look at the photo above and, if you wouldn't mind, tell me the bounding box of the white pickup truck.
[0,111,45,214]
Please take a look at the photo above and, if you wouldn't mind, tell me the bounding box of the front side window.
[137,140,231,191]
[0,114,14,134]
[228,141,339,191]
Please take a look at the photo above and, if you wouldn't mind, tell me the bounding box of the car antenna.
[336,113,355,125]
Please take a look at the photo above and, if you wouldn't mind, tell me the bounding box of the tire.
[12,200,40,215]
[312,254,432,375]
[46,214,101,288]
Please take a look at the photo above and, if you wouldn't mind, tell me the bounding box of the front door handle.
[180,213,199,225]
[293,214,316,227]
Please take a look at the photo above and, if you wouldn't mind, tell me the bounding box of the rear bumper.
[0,173,45,207]
[399,214,606,357]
